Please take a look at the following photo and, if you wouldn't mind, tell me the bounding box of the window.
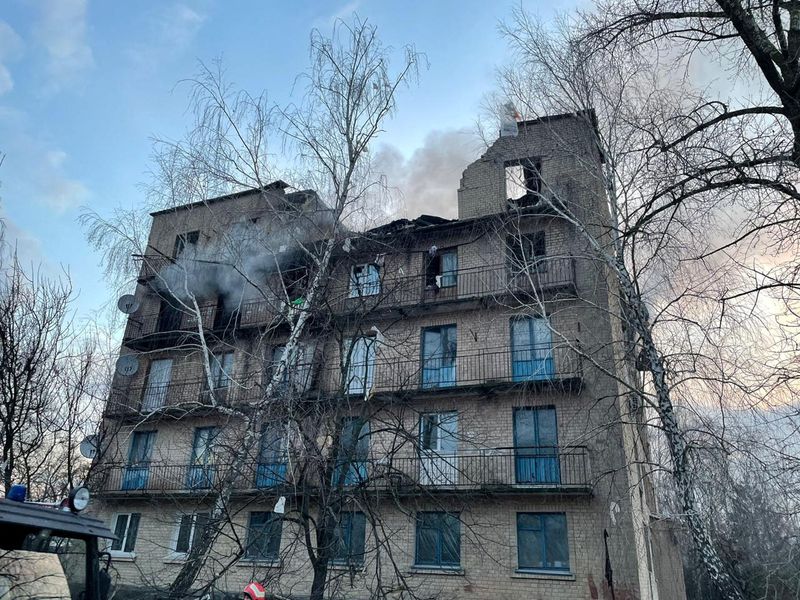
[175,512,209,553]
[282,264,309,302]
[142,359,173,411]
[187,427,217,489]
[256,422,288,488]
[209,352,234,389]
[245,512,283,561]
[419,412,458,486]
[173,230,200,258]
[156,297,183,333]
[344,337,377,394]
[510,316,553,381]
[331,512,367,565]
[516,513,569,572]
[110,513,140,554]
[505,158,541,207]
[414,512,460,568]
[334,417,370,486]
[508,231,547,273]
[349,264,381,297]
[122,431,155,491]
[425,248,458,289]
[270,344,312,393]
[421,325,457,389]
[214,294,239,329]
[514,407,560,484]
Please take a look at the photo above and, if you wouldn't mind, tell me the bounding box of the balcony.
[133,254,175,281]
[317,344,583,397]
[94,447,591,496]
[329,257,576,315]
[105,378,257,418]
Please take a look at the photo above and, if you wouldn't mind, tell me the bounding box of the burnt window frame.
[173,230,200,258]
[505,158,542,208]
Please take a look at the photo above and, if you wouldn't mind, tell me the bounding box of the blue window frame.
[349,264,381,297]
[511,316,553,381]
[516,513,569,572]
[513,407,560,484]
[122,431,155,491]
[331,512,367,565]
[421,325,457,389]
[414,512,460,568]
[256,423,288,488]
[333,417,370,486]
[245,512,283,561]
[187,426,217,489]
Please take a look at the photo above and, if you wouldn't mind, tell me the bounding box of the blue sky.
[0,0,562,318]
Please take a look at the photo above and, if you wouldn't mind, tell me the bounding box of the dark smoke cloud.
[373,129,482,220]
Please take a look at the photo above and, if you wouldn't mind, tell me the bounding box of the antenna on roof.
[500,102,521,138]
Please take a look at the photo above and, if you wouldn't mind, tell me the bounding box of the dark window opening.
[111,513,140,553]
[508,231,547,273]
[213,294,240,330]
[173,231,200,258]
[506,158,542,208]
[176,512,209,553]
[283,265,309,303]
[424,248,458,289]
[157,297,183,332]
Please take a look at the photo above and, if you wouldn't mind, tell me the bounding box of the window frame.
[516,512,570,573]
[330,511,367,566]
[173,230,200,258]
[349,263,381,298]
[420,324,458,389]
[173,512,210,556]
[110,512,141,557]
[505,158,542,208]
[414,511,461,569]
[244,511,283,562]
[209,351,235,389]
[424,248,458,289]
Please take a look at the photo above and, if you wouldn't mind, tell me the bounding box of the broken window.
[282,265,309,303]
[173,230,200,258]
[425,248,458,289]
[349,263,381,297]
[505,158,542,208]
[508,231,547,273]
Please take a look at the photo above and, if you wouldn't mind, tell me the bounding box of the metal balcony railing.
[106,345,582,416]
[327,257,576,314]
[106,378,256,416]
[317,344,582,396]
[95,447,590,494]
[133,254,175,281]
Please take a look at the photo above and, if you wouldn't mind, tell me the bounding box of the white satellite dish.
[115,355,140,377]
[79,435,98,459]
[117,294,140,314]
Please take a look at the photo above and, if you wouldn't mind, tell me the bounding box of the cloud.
[0,109,89,212]
[127,2,206,70]
[0,20,24,95]
[372,129,482,219]
[34,0,93,91]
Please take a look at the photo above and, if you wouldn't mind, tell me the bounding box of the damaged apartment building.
[92,113,686,600]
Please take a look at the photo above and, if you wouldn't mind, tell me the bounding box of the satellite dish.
[79,435,98,459]
[115,355,140,376]
[117,294,140,314]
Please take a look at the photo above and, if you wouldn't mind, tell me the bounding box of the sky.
[0,0,568,319]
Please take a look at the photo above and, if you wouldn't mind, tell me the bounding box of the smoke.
[154,208,335,307]
[373,129,482,220]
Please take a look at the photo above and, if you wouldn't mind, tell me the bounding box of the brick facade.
[93,114,686,599]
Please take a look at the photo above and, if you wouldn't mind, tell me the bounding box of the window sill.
[512,569,574,581]
[109,551,135,562]
[409,566,465,576]
[237,559,281,568]
[329,563,365,573]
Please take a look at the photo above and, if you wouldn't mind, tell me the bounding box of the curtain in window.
[440,251,458,288]
[511,317,553,381]
[142,359,172,410]
[421,326,457,389]
[122,432,155,490]
[345,337,376,394]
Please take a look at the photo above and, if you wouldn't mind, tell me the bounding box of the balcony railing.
[327,257,576,315]
[317,344,582,396]
[106,378,256,416]
[106,345,581,417]
[95,447,590,495]
[133,254,175,281]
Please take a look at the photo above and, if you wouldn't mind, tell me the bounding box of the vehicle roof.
[0,499,116,540]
